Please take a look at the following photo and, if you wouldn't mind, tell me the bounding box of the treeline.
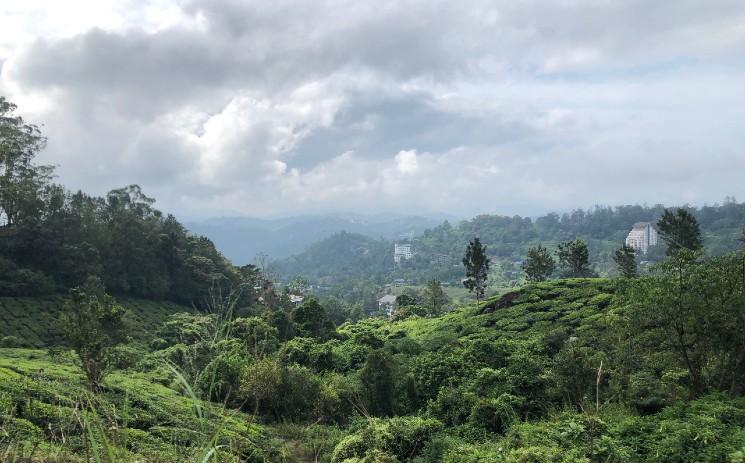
[420,201,745,264]
[277,200,745,288]
[0,96,256,306]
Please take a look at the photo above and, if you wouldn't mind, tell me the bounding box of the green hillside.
[277,201,745,288]
[0,296,193,347]
[4,277,744,462]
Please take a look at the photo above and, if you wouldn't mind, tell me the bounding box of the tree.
[657,208,703,256]
[462,238,490,306]
[556,239,594,278]
[421,279,450,315]
[241,357,283,416]
[395,293,418,308]
[626,250,745,397]
[291,299,334,339]
[360,349,396,416]
[0,97,53,228]
[613,244,637,278]
[264,308,296,341]
[522,245,555,282]
[61,286,127,391]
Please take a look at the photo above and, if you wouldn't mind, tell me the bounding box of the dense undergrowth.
[2,278,745,462]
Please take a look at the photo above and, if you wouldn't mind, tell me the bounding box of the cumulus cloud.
[1,0,745,219]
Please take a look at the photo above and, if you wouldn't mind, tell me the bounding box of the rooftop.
[378,294,397,304]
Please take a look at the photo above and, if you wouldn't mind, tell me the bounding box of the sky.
[1,0,745,220]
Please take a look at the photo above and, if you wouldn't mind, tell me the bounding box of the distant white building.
[289,294,305,306]
[378,294,397,317]
[430,253,450,265]
[625,222,658,254]
[394,243,413,264]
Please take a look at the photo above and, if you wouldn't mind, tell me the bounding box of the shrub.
[278,337,335,372]
[196,341,249,405]
[428,386,478,426]
[468,394,521,434]
[230,316,279,357]
[331,416,443,462]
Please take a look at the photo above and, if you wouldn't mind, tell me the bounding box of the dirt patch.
[481,290,521,314]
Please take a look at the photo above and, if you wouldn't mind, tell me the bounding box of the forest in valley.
[2,95,745,463]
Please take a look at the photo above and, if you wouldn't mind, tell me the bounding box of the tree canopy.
[462,237,489,304]
[657,208,703,256]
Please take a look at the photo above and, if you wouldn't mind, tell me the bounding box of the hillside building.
[625,222,658,254]
[378,294,397,317]
[394,243,413,264]
[289,294,304,306]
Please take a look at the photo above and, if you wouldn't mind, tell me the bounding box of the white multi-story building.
[625,222,658,254]
[394,243,413,264]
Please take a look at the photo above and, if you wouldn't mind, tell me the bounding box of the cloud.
[395,150,418,174]
[1,0,745,219]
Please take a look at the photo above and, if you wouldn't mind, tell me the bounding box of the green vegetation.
[4,272,745,461]
[0,97,258,308]
[658,207,704,255]
[612,244,637,278]
[0,295,192,348]
[462,238,489,305]
[277,200,745,292]
[2,96,745,461]
[0,348,276,462]
[523,244,556,282]
[60,284,128,391]
[556,238,596,278]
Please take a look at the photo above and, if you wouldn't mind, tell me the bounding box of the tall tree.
[522,245,555,282]
[0,96,53,227]
[422,279,450,315]
[556,238,594,278]
[462,238,490,306]
[657,208,703,256]
[613,244,637,278]
[360,349,396,416]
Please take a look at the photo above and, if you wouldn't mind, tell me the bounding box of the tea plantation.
[0,296,193,347]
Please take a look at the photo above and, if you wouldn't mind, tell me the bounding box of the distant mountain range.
[185,213,455,264]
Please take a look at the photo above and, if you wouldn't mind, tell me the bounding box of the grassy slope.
[0,296,193,347]
[0,348,283,462]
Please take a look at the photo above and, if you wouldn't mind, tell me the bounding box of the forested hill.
[274,231,392,283]
[0,184,258,307]
[276,200,745,285]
